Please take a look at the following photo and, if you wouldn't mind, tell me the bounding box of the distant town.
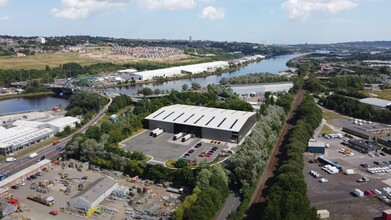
[0,36,391,220]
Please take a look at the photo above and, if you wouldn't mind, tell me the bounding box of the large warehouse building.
[0,116,80,156]
[121,61,229,81]
[144,104,257,143]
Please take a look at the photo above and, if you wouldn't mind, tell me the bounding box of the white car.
[347,153,354,157]
[319,178,328,183]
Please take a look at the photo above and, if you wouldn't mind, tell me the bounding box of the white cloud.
[282,0,358,20]
[0,15,9,20]
[138,0,197,11]
[0,0,8,7]
[51,0,130,20]
[199,6,225,20]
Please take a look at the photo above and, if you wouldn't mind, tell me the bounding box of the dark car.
[360,163,369,168]
[188,149,194,154]
[195,143,202,148]
[11,185,19,190]
[374,161,380,165]
[380,152,386,156]
[30,175,37,179]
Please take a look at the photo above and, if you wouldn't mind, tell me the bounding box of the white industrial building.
[0,116,79,156]
[68,177,118,212]
[121,61,229,81]
[45,116,80,132]
[359,98,391,109]
[145,104,257,143]
[0,126,54,156]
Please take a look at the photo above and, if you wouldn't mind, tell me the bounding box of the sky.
[0,0,390,44]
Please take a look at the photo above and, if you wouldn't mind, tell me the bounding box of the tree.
[174,158,188,168]
[182,83,189,91]
[191,82,201,90]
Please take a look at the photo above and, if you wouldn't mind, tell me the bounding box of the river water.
[0,96,69,115]
[0,53,302,115]
[106,53,302,95]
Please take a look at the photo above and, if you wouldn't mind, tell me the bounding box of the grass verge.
[320,124,335,134]
[322,109,344,121]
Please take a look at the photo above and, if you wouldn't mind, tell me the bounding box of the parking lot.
[304,136,391,205]
[121,130,230,164]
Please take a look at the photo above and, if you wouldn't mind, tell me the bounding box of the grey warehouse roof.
[71,176,117,205]
[145,104,256,132]
[359,98,391,108]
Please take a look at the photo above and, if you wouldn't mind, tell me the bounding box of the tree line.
[219,73,290,85]
[320,94,391,123]
[227,105,286,219]
[262,94,322,220]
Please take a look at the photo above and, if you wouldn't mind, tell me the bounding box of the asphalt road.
[0,98,111,175]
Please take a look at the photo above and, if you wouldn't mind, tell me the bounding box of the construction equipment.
[27,194,55,206]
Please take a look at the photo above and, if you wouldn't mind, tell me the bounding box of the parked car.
[49,210,59,216]
[374,161,380,165]
[319,178,328,183]
[11,185,19,190]
[380,152,386,156]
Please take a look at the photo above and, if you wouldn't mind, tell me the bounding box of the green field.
[363,89,391,100]
[0,53,105,70]
[322,109,344,121]
[320,124,334,134]
[0,51,209,70]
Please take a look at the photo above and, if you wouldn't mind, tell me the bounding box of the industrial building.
[0,127,54,156]
[307,140,326,154]
[144,104,257,143]
[45,116,80,132]
[67,176,118,212]
[378,136,391,148]
[0,159,52,198]
[230,82,294,95]
[0,116,79,156]
[348,139,382,153]
[121,61,229,81]
[359,98,391,109]
[342,119,391,140]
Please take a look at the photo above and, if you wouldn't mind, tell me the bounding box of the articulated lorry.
[27,195,55,206]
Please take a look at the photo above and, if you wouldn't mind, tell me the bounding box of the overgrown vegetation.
[227,105,286,219]
[220,73,290,85]
[262,94,322,220]
[320,94,391,123]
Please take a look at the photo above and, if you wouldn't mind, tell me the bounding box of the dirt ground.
[317,198,389,220]
[6,163,181,220]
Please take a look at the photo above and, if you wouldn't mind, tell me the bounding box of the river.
[106,53,302,95]
[0,53,302,115]
[0,96,69,115]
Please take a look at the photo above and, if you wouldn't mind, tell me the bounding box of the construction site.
[0,160,183,219]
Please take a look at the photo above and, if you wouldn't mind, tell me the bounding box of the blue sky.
[0,0,390,44]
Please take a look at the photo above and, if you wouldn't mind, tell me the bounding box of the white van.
[6,157,16,162]
[29,152,38,159]
[352,188,364,197]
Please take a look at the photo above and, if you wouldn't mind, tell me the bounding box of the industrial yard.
[1,161,183,220]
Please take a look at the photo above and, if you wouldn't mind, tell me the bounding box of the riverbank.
[102,58,263,89]
[0,92,54,101]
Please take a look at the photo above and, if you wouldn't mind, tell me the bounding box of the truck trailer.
[173,132,185,140]
[27,195,55,206]
[153,129,163,137]
[182,134,191,142]
[150,128,160,136]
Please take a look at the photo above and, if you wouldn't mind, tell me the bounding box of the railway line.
[246,88,305,219]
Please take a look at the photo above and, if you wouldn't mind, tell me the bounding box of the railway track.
[246,88,305,219]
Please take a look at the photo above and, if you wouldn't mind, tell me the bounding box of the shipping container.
[382,209,391,220]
